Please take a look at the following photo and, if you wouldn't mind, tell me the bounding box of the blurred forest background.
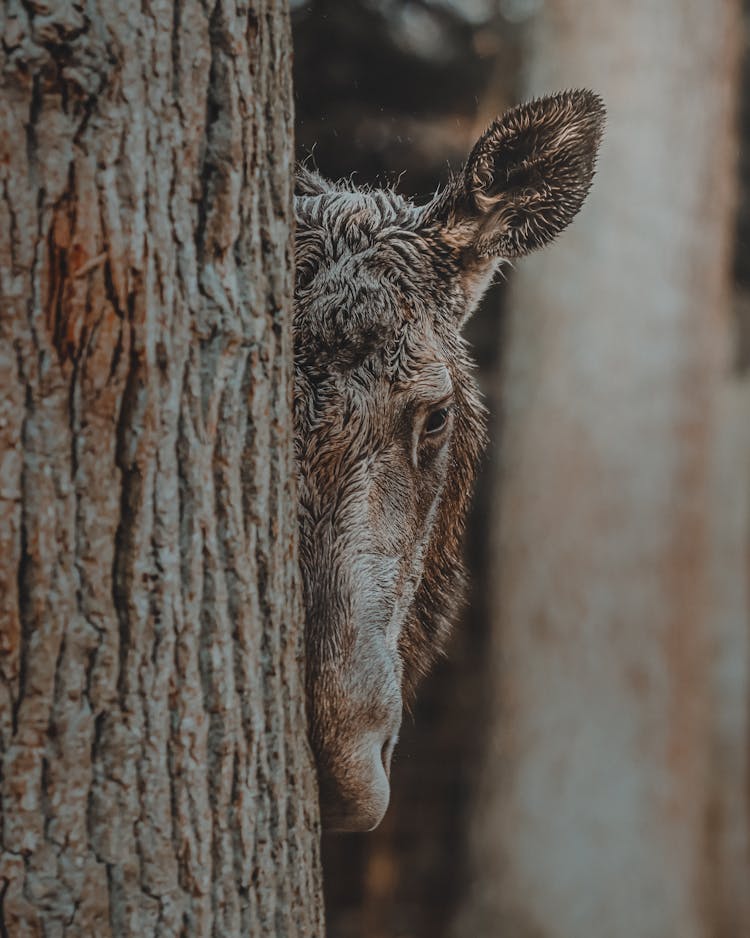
[292,1,750,937]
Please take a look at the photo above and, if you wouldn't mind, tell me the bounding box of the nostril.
[381,735,397,777]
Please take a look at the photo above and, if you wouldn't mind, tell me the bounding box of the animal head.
[294,90,605,831]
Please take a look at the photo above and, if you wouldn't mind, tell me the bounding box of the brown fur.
[294,90,605,831]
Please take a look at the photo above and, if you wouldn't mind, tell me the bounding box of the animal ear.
[429,89,605,260]
[295,165,335,197]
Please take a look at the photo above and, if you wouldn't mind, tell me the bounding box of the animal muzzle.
[308,625,404,833]
[318,726,401,832]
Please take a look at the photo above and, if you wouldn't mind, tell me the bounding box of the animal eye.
[423,406,451,436]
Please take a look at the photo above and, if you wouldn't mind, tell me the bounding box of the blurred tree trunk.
[455,2,745,937]
[0,1,324,935]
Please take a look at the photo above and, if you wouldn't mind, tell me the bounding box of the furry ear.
[429,89,605,259]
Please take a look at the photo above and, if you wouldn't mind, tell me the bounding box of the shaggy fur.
[294,90,605,831]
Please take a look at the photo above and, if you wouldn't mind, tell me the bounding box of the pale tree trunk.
[0,1,324,935]
[455,2,744,937]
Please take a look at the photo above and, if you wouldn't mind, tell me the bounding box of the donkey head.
[294,90,605,831]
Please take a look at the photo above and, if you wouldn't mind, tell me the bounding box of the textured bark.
[0,1,324,935]
[455,2,743,937]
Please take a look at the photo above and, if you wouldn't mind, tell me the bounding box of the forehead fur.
[294,186,463,370]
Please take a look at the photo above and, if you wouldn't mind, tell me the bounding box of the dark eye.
[423,406,451,437]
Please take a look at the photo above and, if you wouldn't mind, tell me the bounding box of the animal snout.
[314,655,403,833]
[381,733,398,777]
[319,723,401,833]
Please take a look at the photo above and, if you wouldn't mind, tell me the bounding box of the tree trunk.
[0,1,324,935]
[455,1,743,937]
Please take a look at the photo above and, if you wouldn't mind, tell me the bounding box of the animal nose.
[381,734,398,777]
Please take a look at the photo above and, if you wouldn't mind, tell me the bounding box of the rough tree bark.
[0,1,324,935]
[455,1,744,937]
